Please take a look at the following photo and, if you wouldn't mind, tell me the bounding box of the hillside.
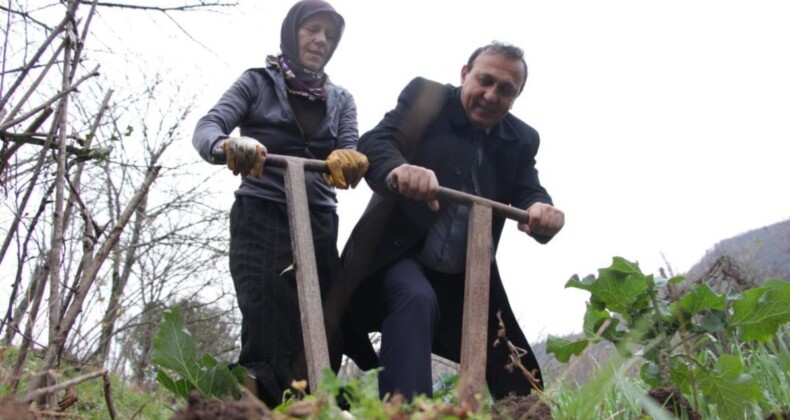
[685,218,790,287]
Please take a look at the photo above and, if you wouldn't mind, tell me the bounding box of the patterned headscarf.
[267,0,345,101]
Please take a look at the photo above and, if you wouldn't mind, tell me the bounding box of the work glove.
[323,149,369,189]
[222,136,267,178]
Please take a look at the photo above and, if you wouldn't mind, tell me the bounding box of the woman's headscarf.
[267,0,345,101]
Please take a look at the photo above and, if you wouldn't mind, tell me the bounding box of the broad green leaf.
[230,364,247,384]
[731,279,790,342]
[196,363,243,399]
[599,319,624,343]
[156,370,193,400]
[669,358,692,393]
[152,309,199,376]
[671,283,726,316]
[609,257,642,276]
[697,354,762,417]
[640,362,661,387]
[566,258,649,320]
[582,304,611,337]
[564,274,594,292]
[644,273,656,289]
[700,311,727,334]
[319,368,346,396]
[642,356,692,391]
[152,307,244,400]
[200,354,218,367]
[546,335,589,363]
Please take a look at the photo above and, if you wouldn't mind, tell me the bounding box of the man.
[337,42,565,401]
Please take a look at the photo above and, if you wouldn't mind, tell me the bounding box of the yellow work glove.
[222,136,267,178]
[323,149,369,189]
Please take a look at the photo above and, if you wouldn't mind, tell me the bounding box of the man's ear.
[460,65,469,83]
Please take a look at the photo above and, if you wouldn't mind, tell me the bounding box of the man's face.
[459,51,525,128]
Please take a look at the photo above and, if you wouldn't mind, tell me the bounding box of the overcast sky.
[87,0,790,342]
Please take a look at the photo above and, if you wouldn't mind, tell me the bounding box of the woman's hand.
[222,137,267,178]
[324,149,369,189]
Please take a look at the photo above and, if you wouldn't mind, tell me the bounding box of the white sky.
[86,0,790,342]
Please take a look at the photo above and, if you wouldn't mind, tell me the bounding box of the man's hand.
[518,202,565,237]
[222,136,267,178]
[387,164,440,211]
[324,149,369,189]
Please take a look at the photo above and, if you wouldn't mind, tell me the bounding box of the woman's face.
[297,13,338,71]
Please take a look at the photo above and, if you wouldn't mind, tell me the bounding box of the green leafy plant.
[152,307,246,400]
[547,257,790,418]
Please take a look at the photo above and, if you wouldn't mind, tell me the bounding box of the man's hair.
[466,42,528,93]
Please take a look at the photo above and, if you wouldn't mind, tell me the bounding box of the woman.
[192,0,367,407]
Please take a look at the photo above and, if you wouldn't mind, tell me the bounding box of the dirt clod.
[492,393,553,420]
[647,386,700,420]
[171,391,270,420]
[0,398,35,419]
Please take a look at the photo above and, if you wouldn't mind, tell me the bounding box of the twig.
[129,402,147,420]
[161,12,228,66]
[45,13,78,370]
[0,10,71,110]
[668,282,700,412]
[1,60,66,76]
[33,165,161,388]
[20,370,105,403]
[83,1,239,12]
[103,372,117,419]
[0,5,51,30]
[2,40,66,124]
[1,184,52,344]
[0,5,9,97]
[0,106,54,171]
[1,132,108,160]
[59,88,114,285]
[493,310,544,392]
[0,108,62,269]
[5,263,50,394]
[0,64,100,132]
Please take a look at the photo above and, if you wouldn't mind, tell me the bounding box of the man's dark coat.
[329,77,556,398]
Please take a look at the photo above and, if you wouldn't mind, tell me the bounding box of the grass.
[0,346,176,419]
[546,329,790,419]
[2,331,789,419]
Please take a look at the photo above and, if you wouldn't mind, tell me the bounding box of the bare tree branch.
[1,132,110,160]
[21,369,106,403]
[83,1,238,12]
[33,164,161,390]
[0,7,71,110]
[0,64,100,132]
[160,11,228,65]
[2,40,66,124]
[0,5,52,30]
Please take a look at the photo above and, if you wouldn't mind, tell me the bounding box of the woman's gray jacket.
[193,67,359,208]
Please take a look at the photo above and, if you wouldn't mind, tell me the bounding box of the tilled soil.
[171,391,556,419]
[491,394,553,420]
[647,386,701,420]
[171,391,270,420]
